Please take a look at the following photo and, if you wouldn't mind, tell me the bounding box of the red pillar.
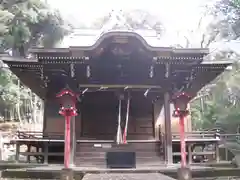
[179,115,186,167]
[56,88,78,169]
[64,115,71,169]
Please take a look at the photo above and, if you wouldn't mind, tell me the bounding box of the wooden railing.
[16,130,240,142]
[17,131,42,139]
[172,131,217,140]
[13,130,240,164]
[17,131,64,140]
[16,131,218,140]
[220,133,240,141]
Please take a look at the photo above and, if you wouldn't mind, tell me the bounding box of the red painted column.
[64,115,71,169]
[56,88,78,169]
[179,115,186,167]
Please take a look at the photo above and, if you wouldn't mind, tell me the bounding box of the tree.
[190,55,240,132]
[186,7,240,153]
[0,0,71,54]
[169,13,240,132]
[210,0,240,41]
[0,0,71,123]
[91,10,164,36]
[193,0,240,132]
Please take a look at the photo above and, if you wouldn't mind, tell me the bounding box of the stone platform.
[83,173,176,180]
[1,164,240,179]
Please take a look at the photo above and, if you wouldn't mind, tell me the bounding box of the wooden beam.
[0,54,37,62]
[78,84,162,89]
[20,152,63,156]
[15,142,20,162]
[173,151,215,156]
[172,139,220,142]
[10,69,46,98]
[43,142,48,164]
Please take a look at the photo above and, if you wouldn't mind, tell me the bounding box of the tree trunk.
[16,80,22,123]
[28,92,33,124]
[9,108,13,121]
[0,133,3,161]
[32,94,37,123]
[39,99,44,124]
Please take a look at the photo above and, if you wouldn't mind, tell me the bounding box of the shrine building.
[1,29,230,168]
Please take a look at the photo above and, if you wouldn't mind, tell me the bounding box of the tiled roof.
[56,29,167,48]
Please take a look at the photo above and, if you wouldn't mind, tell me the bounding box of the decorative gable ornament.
[100,10,133,34]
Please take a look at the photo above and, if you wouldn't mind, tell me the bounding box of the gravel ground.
[83,173,176,180]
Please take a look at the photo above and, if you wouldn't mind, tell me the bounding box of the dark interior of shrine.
[45,89,156,164]
[79,91,154,140]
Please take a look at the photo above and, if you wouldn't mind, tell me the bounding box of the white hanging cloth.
[123,93,130,144]
[116,98,123,144]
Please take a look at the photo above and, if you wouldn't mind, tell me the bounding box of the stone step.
[76,156,162,160]
[76,151,162,156]
[76,143,161,148]
[75,155,164,160]
[75,161,166,167]
[77,148,161,152]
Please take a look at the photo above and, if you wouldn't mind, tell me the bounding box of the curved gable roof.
[57,29,164,48]
[31,29,209,54]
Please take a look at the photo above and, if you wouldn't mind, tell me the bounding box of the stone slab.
[82,173,176,180]
[25,164,213,171]
[2,167,240,179]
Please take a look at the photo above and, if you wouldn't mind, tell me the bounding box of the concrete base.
[232,154,240,167]
[61,168,74,180]
[177,167,192,180]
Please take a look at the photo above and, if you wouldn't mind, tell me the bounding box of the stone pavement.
[82,173,176,180]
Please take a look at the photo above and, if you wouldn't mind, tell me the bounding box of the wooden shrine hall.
[1,30,231,168]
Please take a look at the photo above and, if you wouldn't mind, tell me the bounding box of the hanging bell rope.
[123,92,130,144]
[116,96,123,144]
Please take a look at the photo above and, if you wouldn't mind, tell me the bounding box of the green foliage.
[212,0,240,40]
[0,66,31,104]
[191,61,240,132]
[233,0,240,8]
[190,0,240,133]
[0,0,70,121]
[0,0,71,50]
